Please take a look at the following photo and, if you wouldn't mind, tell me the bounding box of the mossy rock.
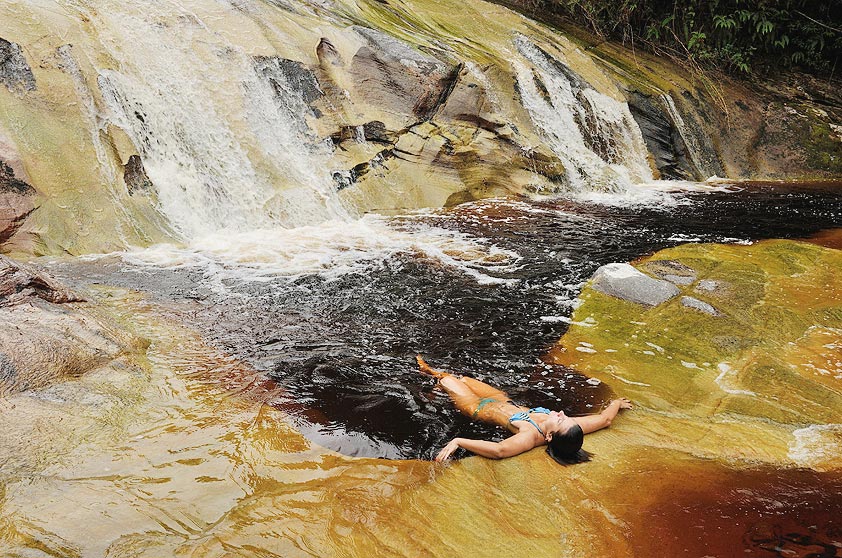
[550,239,842,441]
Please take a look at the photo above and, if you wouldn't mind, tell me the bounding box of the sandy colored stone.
[0,256,143,396]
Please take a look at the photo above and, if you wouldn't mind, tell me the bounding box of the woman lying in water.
[417,356,632,463]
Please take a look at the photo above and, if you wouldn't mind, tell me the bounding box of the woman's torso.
[475,399,549,437]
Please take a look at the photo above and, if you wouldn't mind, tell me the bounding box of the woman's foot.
[416,355,449,379]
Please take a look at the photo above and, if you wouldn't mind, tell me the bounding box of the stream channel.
[47,183,842,460]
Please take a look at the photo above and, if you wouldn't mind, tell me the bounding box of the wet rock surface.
[680,295,719,315]
[0,37,35,93]
[0,255,138,396]
[0,160,35,245]
[627,91,695,180]
[551,239,842,457]
[254,55,323,109]
[123,155,154,195]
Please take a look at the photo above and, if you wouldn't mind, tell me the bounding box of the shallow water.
[45,183,842,460]
[1,184,840,556]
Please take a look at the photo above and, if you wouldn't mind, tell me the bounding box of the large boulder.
[0,255,140,396]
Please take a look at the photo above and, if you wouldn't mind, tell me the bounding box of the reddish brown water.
[623,459,842,557]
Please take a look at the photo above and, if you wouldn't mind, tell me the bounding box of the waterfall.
[513,36,653,192]
[661,93,720,180]
[65,0,350,239]
[56,44,138,245]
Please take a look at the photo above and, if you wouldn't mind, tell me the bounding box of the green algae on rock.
[549,239,842,468]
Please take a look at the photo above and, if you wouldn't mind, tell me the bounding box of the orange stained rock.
[601,449,842,557]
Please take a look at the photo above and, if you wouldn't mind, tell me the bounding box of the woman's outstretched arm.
[574,398,633,434]
[435,431,536,461]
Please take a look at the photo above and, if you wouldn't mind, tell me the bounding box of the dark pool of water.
[630,460,842,557]
[47,184,842,460]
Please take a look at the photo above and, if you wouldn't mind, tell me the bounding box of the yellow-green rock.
[549,239,842,468]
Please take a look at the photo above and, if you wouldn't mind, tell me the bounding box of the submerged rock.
[590,262,680,306]
[642,259,697,285]
[0,255,141,397]
[680,295,719,316]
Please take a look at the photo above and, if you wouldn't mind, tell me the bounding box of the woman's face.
[544,410,577,441]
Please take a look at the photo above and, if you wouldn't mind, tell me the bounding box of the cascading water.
[513,35,653,193]
[661,93,720,180]
[3,1,842,555]
[67,0,350,239]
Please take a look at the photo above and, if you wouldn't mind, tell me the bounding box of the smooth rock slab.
[591,262,680,306]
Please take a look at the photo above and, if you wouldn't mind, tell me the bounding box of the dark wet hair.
[546,423,590,465]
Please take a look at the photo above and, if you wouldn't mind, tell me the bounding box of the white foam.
[110,215,521,285]
[540,316,594,327]
[513,35,652,194]
[540,316,571,323]
[714,362,756,396]
[788,424,842,470]
[567,186,686,208]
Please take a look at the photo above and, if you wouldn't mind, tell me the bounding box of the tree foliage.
[545,0,842,74]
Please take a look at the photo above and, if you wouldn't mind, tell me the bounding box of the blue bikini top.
[509,407,551,435]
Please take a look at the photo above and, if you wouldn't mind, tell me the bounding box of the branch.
[794,10,842,34]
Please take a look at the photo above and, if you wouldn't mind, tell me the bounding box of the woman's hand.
[615,397,633,409]
[435,438,462,462]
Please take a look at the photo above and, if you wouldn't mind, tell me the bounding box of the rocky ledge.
[549,239,842,471]
[0,255,143,396]
[0,158,36,247]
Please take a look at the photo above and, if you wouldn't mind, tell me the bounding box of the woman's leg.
[438,376,483,417]
[459,377,509,400]
[417,355,509,399]
[417,355,481,416]
[416,356,509,418]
